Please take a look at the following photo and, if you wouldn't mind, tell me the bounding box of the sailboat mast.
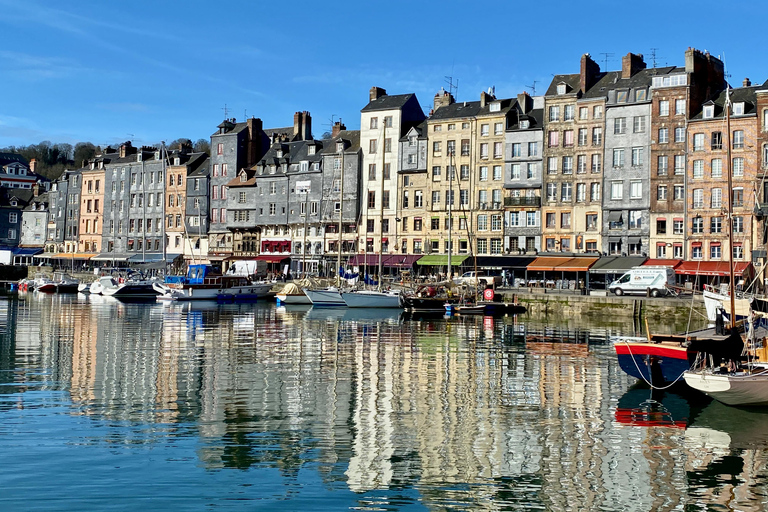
[336,144,344,288]
[725,88,737,324]
[447,148,453,281]
[378,121,386,291]
[162,141,167,267]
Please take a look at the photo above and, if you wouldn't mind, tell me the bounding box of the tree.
[168,138,193,150]
[73,142,97,167]
[193,138,210,154]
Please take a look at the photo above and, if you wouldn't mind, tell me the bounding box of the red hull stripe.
[614,344,690,359]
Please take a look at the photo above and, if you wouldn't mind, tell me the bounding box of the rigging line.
[620,339,689,390]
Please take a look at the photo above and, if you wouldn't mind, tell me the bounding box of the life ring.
[483,288,495,301]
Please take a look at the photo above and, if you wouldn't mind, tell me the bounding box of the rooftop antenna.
[649,48,661,69]
[323,114,338,138]
[599,52,614,70]
[444,75,459,99]
[221,104,230,119]
[243,109,248,120]
[526,80,539,96]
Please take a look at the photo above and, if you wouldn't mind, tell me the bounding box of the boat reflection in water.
[616,384,768,508]
[4,295,768,510]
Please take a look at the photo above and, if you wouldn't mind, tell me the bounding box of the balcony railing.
[504,196,541,207]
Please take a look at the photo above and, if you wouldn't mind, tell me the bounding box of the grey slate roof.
[0,153,28,167]
[690,82,765,120]
[429,100,482,120]
[361,93,416,112]
[320,130,361,154]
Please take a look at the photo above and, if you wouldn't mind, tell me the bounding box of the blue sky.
[1,0,766,150]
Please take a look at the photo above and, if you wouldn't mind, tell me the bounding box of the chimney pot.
[744,77,752,87]
[369,86,387,102]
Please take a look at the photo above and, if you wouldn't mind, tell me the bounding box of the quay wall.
[498,289,708,329]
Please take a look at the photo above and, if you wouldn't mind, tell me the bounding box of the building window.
[614,118,626,135]
[611,181,623,200]
[693,189,704,208]
[633,116,646,133]
[593,105,603,119]
[657,155,668,176]
[481,124,489,136]
[528,142,538,157]
[733,157,744,177]
[674,185,685,200]
[548,106,560,122]
[590,183,600,201]
[480,143,489,158]
[217,143,223,155]
[675,127,685,143]
[733,216,744,233]
[613,148,624,168]
[675,99,686,115]
[693,160,704,179]
[710,216,722,233]
[692,217,703,234]
[658,128,668,143]
[564,105,575,121]
[630,180,642,199]
[591,154,601,173]
[629,210,642,229]
[659,100,670,116]
[674,155,685,175]
[657,185,667,200]
[711,158,723,178]
[631,147,643,166]
[733,130,745,149]
[693,133,705,151]
[548,131,559,147]
[733,187,744,208]
[592,127,602,146]
[562,156,573,175]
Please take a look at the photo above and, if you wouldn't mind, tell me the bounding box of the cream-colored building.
[359,87,425,257]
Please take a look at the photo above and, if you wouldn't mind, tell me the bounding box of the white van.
[608,266,675,297]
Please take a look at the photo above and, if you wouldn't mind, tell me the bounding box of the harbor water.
[1,293,766,510]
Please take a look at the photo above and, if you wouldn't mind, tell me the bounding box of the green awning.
[416,255,469,266]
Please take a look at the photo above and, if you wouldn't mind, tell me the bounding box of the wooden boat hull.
[614,337,695,386]
[683,370,768,406]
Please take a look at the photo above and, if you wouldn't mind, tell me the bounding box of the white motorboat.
[102,277,162,299]
[305,287,346,307]
[341,289,401,308]
[89,276,119,295]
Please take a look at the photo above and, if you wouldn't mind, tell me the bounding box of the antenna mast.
[444,75,459,99]
[526,80,539,96]
[599,52,614,70]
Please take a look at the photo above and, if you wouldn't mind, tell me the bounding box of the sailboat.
[679,87,768,405]
[305,136,348,307]
[341,120,402,308]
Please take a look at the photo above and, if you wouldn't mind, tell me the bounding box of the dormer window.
[336,142,344,152]
[617,90,628,103]
[557,83,567,95]
[277,149,283,158]
[240,172,247,183]
[174,158,181,165]
[300,161,309,172]
[520,120,530,129]
[10,200,17,207]
[489,101,501,112]
[703,104,715,119]
[308,145,316,155]
[733,102,745,115]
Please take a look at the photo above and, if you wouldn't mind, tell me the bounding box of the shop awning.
[349,254,421,268]
[416,255,469,267]
[91,253,132,262]
[676,261,753,277]
[527,257,572,272]
[607,211,623,222]
[554,257,599,272]
[128,253,167,263]
[256,255,290,263]
[643,258,683,269]
[474,256,536,269]
[628,237,642,245]
[589,256,648,274]
[13,247,43,256]
[42,253,95,260]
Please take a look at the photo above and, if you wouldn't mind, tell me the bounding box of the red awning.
[643,259,683,269]
[676,261,753,277]
[349,254,422,268]
[256,255,290,263]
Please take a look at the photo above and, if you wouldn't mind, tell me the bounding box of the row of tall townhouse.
[25,46,768,272]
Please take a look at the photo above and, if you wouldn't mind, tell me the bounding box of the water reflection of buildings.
[16,297,768,509]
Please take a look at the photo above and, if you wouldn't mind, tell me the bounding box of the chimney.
[516,92,533,114]
[303,111,312,140]
[332,120,346,138]
[33,183,39,197]
[621,53,646,79]
[29,158,37,174]
[744,77,752,87]
[293,112,302,139]
[369,86,387,102]
[246,117,263,166]
[580,53,601,94]
[480,91,489,107]
[119,141,132,158]
[433,88,455,111]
